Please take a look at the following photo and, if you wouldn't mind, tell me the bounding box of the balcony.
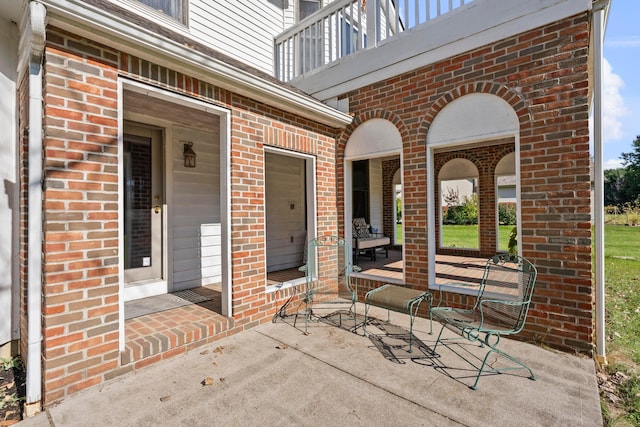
[274,0,474,83]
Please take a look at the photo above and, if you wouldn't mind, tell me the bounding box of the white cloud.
[602,58,629,142]
[604,158,624,170]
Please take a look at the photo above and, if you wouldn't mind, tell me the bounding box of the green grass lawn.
[439,224,640,423]
[604,226,640,365]
[602,225,640,425]
[440,225,514,250]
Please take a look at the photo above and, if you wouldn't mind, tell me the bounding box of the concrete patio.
[18,304,602,426]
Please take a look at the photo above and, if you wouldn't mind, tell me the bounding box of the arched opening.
[345,118,403,282]
[427,93,520,296]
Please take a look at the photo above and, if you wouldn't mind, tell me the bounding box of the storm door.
[123,123,164,284]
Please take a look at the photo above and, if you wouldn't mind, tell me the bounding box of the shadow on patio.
[33,303,602,426]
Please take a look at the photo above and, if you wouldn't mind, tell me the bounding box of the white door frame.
[118,78,232,351]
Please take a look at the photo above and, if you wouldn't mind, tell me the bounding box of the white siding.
[265,152,306,272]
[189,0,292,74]
[172,125,222,290]
[441,179,475,205]
[498,186,517,204]
[369,158,383,231]
[0,16,18,346]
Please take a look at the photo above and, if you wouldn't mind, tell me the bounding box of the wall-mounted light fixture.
[183,141,196,168]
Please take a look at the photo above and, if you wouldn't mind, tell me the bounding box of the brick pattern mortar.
[36,27,339,404]
[337,13,593,354]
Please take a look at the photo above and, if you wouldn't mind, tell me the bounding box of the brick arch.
[417,81,532,141]
[336,109,406,240]
[490,144,517,176]
[337,109,408,161]
[434,152,482,178]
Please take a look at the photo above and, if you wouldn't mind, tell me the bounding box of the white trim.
[220,108,232,317]
[299,0,592,101]
[358,273,404,286]
[117,79,233,346]
[592,0,610,363]
[438,282,515,302]
[263,145,318,283]
[25,1,45,410]
[123,280,168,301]
[265,277,306,294]
[117,78,125,351]
[41,0,352,128]
[426,144,436,288]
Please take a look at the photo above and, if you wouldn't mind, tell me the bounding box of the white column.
[592,0,611,365]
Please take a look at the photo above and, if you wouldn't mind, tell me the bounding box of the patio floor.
[123,252,513,367]
[24,304,603,426]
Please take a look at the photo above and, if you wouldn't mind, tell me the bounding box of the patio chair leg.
[432,323,447,353]
[471,345,536,390]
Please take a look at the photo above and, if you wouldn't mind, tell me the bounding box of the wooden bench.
[363,284,431,353]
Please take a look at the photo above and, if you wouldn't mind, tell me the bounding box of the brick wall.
[41,31,121,403]
[382,158,400,245]
[34,27,340,403]
[337,13,593,354]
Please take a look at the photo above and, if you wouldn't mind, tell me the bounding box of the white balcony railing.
[274,0,474,82]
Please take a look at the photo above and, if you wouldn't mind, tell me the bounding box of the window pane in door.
[124,138,153,269]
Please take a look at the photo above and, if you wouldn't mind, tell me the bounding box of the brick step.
[121,303,233,368]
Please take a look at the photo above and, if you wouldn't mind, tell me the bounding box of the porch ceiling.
[123,91,220,132]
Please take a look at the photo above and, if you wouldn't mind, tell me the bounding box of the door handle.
[153,205,161,214]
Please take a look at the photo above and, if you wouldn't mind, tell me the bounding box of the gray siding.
[172,125,222,290]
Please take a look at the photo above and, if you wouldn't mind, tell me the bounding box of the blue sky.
[602,0,640,169]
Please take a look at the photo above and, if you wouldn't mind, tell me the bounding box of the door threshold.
[124,279,168,302]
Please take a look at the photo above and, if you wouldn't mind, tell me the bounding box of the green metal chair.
[296,235,360,334]
[430,254,537,390]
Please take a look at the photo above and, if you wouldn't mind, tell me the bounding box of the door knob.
[153,205,161,214]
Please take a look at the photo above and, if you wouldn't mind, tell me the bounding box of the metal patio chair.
[431,254,537,390]
[294,235,360,334]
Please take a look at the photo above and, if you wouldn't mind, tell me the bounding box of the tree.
[604,168,627,207]
[620,135,640,205]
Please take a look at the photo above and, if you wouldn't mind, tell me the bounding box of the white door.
[123,123,165,287]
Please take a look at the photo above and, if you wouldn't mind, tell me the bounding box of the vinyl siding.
[265,152,306,272]
[189,0,292,74]
[171,125,222,290]
[0,16,18,345]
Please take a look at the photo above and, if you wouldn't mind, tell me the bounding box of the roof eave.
[41,0,352,128]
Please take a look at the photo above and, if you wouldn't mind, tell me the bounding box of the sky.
[602,0,640,169]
